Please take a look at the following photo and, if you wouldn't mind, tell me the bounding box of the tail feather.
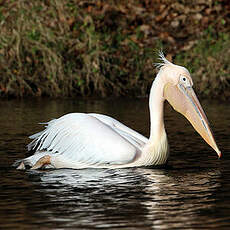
[12,158,33,170]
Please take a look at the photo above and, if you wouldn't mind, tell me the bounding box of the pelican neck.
[148,74,166,142]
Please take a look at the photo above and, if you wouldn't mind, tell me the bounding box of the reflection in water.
[16,167,221,229]
[0,98,230,229]
[142,168,222,229]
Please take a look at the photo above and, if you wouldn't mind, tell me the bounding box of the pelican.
[15,52,221,170]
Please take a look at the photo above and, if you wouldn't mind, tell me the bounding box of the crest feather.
[154,51,173,70]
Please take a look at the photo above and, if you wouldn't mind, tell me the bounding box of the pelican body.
[15,53,221,170]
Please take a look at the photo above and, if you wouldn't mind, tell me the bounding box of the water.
[0,98,229,229]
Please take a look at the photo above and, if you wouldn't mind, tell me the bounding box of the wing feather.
[28,113,146,166]
[90,113,148,145]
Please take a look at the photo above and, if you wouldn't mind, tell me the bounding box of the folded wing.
[28,113,147,166]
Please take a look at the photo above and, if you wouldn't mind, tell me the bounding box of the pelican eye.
[180,75,188,84]
[179,75,192,88]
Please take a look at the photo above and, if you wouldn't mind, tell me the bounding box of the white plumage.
[27,113,147,167]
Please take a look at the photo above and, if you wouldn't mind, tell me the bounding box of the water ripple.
[0,99,230,229]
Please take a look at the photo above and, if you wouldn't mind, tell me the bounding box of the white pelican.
[15,52,221,170]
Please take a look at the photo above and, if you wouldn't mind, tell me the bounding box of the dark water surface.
[0,98,229,229]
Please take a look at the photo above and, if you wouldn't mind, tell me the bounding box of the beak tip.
[218,152,222,159]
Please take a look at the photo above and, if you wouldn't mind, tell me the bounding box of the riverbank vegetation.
[0,0,229,99]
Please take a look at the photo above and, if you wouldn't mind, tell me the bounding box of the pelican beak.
[164,82,221,158]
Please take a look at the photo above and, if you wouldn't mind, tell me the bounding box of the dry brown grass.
[0,0,229,99]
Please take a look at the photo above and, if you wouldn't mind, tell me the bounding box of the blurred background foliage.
[0,0,229,99]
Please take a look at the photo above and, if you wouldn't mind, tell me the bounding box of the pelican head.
[157,52,221,158]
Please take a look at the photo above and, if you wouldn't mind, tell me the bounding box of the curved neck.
[149,74,166,142]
